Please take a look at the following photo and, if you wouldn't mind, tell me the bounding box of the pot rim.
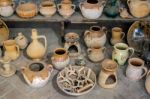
[54,48,67,56]
[112,27,122,32]
[3,39,16,46]
[114,43,129,51]
[128,57,144,68]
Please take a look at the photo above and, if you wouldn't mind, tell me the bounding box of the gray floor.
[0,28,149,99]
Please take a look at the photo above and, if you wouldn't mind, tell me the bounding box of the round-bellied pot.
[51,48,70,70]
[21,61,53,88]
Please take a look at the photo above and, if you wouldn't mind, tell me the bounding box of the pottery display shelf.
[1,12,150,22]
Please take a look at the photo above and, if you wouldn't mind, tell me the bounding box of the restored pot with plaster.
[57,3,75,18]
[84,26,107,48]
[126,58,147,81]
[51,48,70,70]
[39,0,56,17]
[98,59,118,89]
[3,40,20,61]
[79,0,106,19]
[26,29,47,60]
[0,57,16,77]
[112,43,134,66]
[127,0,150,18]
[87,47,106,62]
[111,27,125,45]
[0,0,15,17]
[21,61,53,88]
[145,70,150,94]
[15,32,28,49]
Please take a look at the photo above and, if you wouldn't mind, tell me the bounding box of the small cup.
[126,58,147,81]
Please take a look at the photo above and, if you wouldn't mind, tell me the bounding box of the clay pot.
[145,70,150,94]
[3,40,20,61]
[127,0,150,18]
[79,0,106,19]
[0,0,15,17]
[111,27,125,45]
[0,57,16,77]
[64,32,81,57]
[57,3,75,18]
[126,58,147,81]
[16,2,38,18]
[87,47,106,62]
[84,26,107,48]
[112,43,134,66]
[15,32,28,49]
[39,0,56,17]
[26,29,47,60]
[21,61,53,88]
[98,59,118,89]
[51,48,70,70]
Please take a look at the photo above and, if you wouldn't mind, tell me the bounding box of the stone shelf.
[1,12,150,22]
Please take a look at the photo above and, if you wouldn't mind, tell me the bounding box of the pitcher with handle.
[112,43,134,66]
[3,39,20,61]
[26,29,47,60]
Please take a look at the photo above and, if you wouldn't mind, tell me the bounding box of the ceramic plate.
[127,21,150,53]
[0,19,9,45]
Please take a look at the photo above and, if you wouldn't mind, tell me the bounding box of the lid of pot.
[0,0,12,6]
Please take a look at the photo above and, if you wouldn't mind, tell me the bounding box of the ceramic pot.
[87,47,106,62]
[64,32,81,57]
[126,58,147,81]
[39,0,56,17]
[112,43,134,66]
[79,0,106,19]
[26,29,47,60]
[104,0,119,18]
[16,2,38,18]
[84,26,107,48]
[21,61,53,88]
[57,3,75,18]
[127,0,150,18]
[0,0,15,17]
[111,27,125,45]
[0,57,16,77]
[98,59,118,89]
[3,40,20,61]
[15,32,28,49]
[51,48,70,70]
[145,70,150,94]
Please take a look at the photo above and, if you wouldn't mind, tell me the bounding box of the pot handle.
[101,0,106,6]
[19,1,26,5]
[102,47,106,53]
[38,35,47,52]
[47,64,53,71]
[71,4,76,10]
[128,47,134,58]
[12,2,16,8]
[15,45,20,54]
[20,67,26,74]
[57,4,62,11]
[102,26,107,35]
[121,32,125,40]
[84,30,90,37]
[127,0,131,6]
[146,70,150,77]
[139,66,148,79]
[79,2,83,10]
[87,48,92,54]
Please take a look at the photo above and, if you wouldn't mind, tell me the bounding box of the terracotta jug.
[84,26,107,48]
[51,48,70,70]
[21,61,53,88]
[57,3,75,18]
[15,32,28,49]
[0,56,16,77]
[3,40,20,61]
[98,59,118,89]
[126,58,147,81]
[112,43,134,66]
[145,70,150,94]
[111,27,125,45]
[87,47,106,62]
[127,0,150,18]
[26,29,47,60]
